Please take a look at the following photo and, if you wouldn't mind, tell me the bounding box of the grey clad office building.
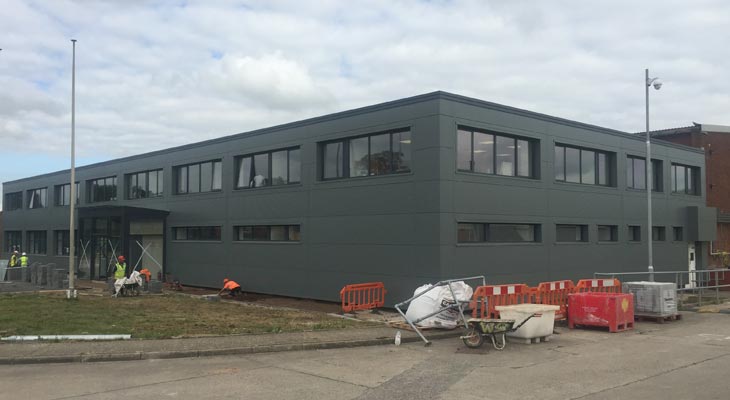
[2,92,717,303]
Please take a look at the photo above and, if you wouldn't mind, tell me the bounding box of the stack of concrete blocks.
[6,268,22,281]
[22,266,30,282]
[40,265,49,286]
[148,280,162,294]
[50,269,66,289]
[30,264,39,285]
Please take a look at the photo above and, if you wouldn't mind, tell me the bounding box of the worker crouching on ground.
[218,278,242,298]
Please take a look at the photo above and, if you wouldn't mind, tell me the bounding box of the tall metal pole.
[68,39,78,299]
[645,68,654,282]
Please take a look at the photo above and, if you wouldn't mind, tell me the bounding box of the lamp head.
[647,77,662,90]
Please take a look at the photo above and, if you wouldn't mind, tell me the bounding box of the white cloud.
[1,0,729,189]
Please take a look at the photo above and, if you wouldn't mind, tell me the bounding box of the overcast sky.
[2,0,729,208]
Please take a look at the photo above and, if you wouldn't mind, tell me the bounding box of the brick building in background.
[652,123,730,272]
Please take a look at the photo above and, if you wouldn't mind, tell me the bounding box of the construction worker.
[139,268,151,282]
[115,256,127,280]
[9,251,18,268]
[19,252,29,267]
[218,278,242,298]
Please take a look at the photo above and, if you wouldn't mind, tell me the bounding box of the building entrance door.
[687,243,697,288]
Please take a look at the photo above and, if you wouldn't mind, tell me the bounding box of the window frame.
[126,169,164,199]
[555,224,589,243]
[457,127,536,179]
[673,226,684,242]
[174,160,222,195]
[670,163,700,195]
[55,183,80,206]
[171,226,222,242]
[626,156,662,191]
[27,187,48,209]
[457,222,541,244]
[628,225,642,242]
[554,144,613,186]
[597,225,618,242]
[320,128,412,180]
[4,231,22,252]
[87,176,118,203]
[233,225,302,242]
[652,226,667,242]
[26,230,47,255]
[4,192,23,211]
[235,147,301,189]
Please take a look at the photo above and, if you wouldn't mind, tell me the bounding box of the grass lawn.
[0,293,365,339]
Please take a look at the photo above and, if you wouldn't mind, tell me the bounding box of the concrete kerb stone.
[0,330,462,365]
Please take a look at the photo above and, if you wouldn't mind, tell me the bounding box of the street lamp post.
[645,69,662,282]
[67,39,78,299]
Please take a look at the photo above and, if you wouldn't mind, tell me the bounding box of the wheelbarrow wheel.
[462,328,484,348]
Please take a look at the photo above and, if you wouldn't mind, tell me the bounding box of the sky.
[1,0,729,209]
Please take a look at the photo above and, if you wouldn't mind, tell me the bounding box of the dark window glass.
[252,226,270,241]
[27,231,47,254]
[473,132,494,174]
[88,177,117,203]
[173,226,221,241]
[652,226,666,241]
[54,230,77,256]
[556,224,587,242]
[322,129,412,180]
[488,224,537,242]
[628,226,641,242]
[598,225,617,242]
[288,225,301,241]
[565,147,580,183]
[149,170,159,196]
[200,162,213,192]
[652,160,662,192]
[323,142,344,179]
[554,146,565,181]
[138,172,148,198]
[271,150,287,185]
[253,154,270,187]
[581,150,595,185]
[369,133,391,176]
[673,227,683,241]
[234,225,301,242]
[55,183,79,206]
[27,188,47,209]
[349,136,369,177]
[4,231,22,252]
[457,129,472,171]
[598,153,608,185]
[5,192,23,211]
[672,164,699,195]
[457,223,484,243]
[212,161,222,191]
[188,164,200,193]
[392,130,412,173]
[289,149,301,183]
[496,136,515,176]
[175,161,221,194]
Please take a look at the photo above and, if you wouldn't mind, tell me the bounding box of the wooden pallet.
[635,313,682,324]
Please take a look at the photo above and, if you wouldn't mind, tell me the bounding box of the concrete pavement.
[0,312,727,400]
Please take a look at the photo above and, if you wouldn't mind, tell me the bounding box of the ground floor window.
[4,231,22,252]
[54,230,78,256]
[652,226,666,241]
[598,225,618,242]
[458,223,540,243]
[628,225,641,242]
[234,225,301,242]
[173,226,221,241]
[27,230,47,254]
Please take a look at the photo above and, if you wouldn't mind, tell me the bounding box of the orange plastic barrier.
[574,278,621,293]
[534,280,574,320]
[471,284,534,319]
[340,282,386,313]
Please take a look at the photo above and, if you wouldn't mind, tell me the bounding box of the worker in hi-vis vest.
[9,251,18,267]
[115,256,127,279]
[218,278,242,298]
[19,252,29,266]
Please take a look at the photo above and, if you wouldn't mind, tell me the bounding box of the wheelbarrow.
[460,314,537,350]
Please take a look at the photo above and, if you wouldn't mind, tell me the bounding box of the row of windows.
[4,230,79,255]
[4,126,703,211]
[457,223,684,244]
[172,225,301,242]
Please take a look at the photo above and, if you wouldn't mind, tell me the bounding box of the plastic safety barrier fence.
[471,284,533,319]
[574,278,622,293]
[534,280,574,320]
[340,282,387,313]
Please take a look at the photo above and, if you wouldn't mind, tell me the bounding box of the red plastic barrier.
[340,282,386,313]
[471,284,534,319]
[575,278,621,293]
[568,292,634,332]
[534,280,574,320]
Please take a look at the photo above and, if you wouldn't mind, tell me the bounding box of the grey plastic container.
[623,281,677,315]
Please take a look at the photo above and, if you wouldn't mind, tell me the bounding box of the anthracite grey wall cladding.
[2,92,716,304]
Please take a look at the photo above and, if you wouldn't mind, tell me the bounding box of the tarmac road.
[1,312,728,400]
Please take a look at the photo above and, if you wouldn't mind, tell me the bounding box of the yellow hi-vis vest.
[115,262,126,279]
[19,256,28,266]
[9,254,17,267]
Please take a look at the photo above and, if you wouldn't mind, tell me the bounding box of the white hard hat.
[22,252,27,256]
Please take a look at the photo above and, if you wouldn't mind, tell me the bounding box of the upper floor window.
[55,183,79,206]
[27,187,47,209]
[4,192,23,211]
[321,129,411,180]
[652,226,666,241]
[235,147,300,189]
[671,163,700,195]
[127,169,164,199]
[234,225,301,242]
[628,225,641,242]
[556,224,588,242]
[88,176,118,203]
[598,225,618,242]
[626,156,662,191]
[457,128,535,178]
[673,226,684,241]
[555,144,612,186]
[175,160,222,194]
[457,223,540,243]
